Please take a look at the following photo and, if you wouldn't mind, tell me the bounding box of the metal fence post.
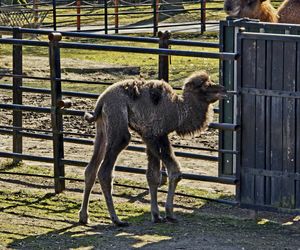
[200,0,206,34]
[49,32,65,193]
[52,0,57,31]
[158,30,170,82]
[104,0,108,34]
[12,27,23,164]
[152,0,159,36]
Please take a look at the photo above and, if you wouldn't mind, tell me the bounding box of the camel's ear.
[260,0,267,2]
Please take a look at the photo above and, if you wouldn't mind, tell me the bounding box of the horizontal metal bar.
[0,28,220,48]
[62,137,218,161]
[0,84,13,90]
[58,42,237,60]
[0,171,53,179]
[0,125,51,134]
[19,86,100,99]
[0,151,53,163]
[0,73,51,81]
[239,32,300,42]
[209,122,240,131]
[169,39,220,48]
[0,38,49,47]
[0,103,51,113]
[61,159,237,185]
[61,109,85,116]
[240,87,300,99]
[0,126,237,155]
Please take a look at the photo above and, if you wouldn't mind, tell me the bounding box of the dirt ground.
[1,55,300,249]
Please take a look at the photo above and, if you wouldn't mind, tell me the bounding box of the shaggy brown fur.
[277,0,300,24]
[224,0,300,23]
[79,71,226,226]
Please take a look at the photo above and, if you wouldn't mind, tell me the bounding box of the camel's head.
[224,0,266,18]
[183,71,227,103]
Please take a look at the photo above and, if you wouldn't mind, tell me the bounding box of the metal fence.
[0,26,238,204]
[0,0,224,35]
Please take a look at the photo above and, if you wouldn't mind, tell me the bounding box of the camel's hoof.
[153,216,167,223]
[79,211,89,224]
[165,216,179,223]
[114,221,130,227]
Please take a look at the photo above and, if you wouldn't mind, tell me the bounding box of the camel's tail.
[84,103,103,123]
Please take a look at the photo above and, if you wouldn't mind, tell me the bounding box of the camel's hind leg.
[98,111,131,226]
[144,138,166,223]
[79,121,106,224]
[160,135,182,222]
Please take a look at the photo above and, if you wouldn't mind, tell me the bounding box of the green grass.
[0,161,299,249]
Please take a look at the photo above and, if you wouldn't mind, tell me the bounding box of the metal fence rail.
[0,0,223,35]
[0,26,238,197]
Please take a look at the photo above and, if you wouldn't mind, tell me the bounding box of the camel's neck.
[259,2,278,22]
[175,94,213,137]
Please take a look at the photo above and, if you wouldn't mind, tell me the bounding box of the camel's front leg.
[160,136,182,222]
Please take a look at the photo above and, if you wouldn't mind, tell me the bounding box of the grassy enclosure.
[1,1,300,249]
[1,163,300,249]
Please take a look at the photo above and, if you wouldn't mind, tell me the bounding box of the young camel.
[224,0,300,24]
[79,71,226,226]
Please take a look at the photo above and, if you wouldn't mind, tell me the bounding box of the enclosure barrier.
[0,26,238,205]
[220,18,300,213]
[0,0,224,35]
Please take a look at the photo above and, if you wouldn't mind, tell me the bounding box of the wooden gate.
[220,19,300,212]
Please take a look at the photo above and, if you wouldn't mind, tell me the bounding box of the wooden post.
[49,32,65,193]
[114,0,119,34]
[12,27,23,164]
[76,0,81,31]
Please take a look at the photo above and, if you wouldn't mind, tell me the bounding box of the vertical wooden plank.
[270,40,284,207]
[240,38,256,205]
[282,41,296,209]
[235,32,242,202]
[255,39,266,205]
[296,42,300,208]
[264,40,272,205]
